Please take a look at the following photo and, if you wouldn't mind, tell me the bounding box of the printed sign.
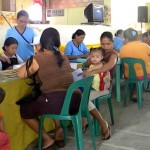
[47,9,64,17]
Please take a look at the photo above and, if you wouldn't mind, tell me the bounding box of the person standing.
[5,10,36,62]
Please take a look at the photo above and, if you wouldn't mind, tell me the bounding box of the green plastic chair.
[121,58,150,108]
[89,76,114,136]
[38,76,96,150]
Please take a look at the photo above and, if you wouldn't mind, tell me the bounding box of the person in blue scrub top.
[5,10,36,62]
[113,29,124,52]
[64,29,89,62]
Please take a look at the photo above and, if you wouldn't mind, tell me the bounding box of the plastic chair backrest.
[60,76,94,116]
[121,58,147,81]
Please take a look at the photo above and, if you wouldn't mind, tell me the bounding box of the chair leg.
[72,115,84,150]
[124,81,129,107]
[93,99,101,136]
[86,110,97,150]
[137,82,143,109]
[38,116,45,150]
[107,98,114,125]
[129,83,134,101]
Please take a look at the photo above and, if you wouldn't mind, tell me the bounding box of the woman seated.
[113,29,124,52]
[120,28,150,102]
[0,37,23,70]
[18,28,112,150]
[64,29,90,62]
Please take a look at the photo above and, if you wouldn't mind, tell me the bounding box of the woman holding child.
[84,31,118,137]
[84,31,118,76]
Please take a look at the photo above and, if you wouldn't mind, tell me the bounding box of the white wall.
[111,0,149,30]
[0,24,116,50]
[30,24,116,45]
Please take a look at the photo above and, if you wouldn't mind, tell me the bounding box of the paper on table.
[72,68,83,81]
[13,63,25,69]
[70,63,77,70]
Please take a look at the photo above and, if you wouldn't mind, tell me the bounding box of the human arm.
[17,58,39,79]
[83,54,117,76]
[0,55,10,64]
[88,63,103,72]
[66,54,89,60]
[64,41,89,60]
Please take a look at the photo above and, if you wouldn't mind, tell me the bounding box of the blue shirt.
[113,36,124,51]
[64,41,89,56]
[5,27,36,61]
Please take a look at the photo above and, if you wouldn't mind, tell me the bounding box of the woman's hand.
[83,70,92,77]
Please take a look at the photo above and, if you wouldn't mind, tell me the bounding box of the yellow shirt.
[120,41,150,77]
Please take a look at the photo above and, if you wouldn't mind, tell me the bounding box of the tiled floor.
[26,82,150,150]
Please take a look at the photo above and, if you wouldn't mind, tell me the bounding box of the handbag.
[16,56,41,105]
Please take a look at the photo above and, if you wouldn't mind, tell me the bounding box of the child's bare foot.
[42,137,54,149]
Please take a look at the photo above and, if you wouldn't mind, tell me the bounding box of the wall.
[0,0,2,10]
[46,7,87,25]
[46,0,104,25]
[16,0,33,13]
[49,0,103,8]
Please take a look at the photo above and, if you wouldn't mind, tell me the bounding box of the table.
[0,78,55,150]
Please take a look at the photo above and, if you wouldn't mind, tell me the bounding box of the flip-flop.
[55,139,65,148]
[132,97,137,102]
[132,97,144,103]
[82,124,89,133]
[102,125,111,140]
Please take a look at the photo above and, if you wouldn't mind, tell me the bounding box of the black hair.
[100,31,113,42]
[72,29,85,39]
[115,29,124,36]
[143,32,149,37]
[40,27,64,67]
[124,28,138,41]
[17,10,29,19]
[90,47,105,56]
[2,37,18,51]
[0,87,6,104]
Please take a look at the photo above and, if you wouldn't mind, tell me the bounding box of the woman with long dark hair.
[18,27,81,149]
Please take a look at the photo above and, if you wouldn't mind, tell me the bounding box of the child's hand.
[83,70,91,77]
[0,56,11,64]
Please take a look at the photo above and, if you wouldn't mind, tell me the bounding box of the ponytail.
[53,46,64,67]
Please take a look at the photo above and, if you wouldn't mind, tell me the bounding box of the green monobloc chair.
[38,76,96,150]
[121,58,150,108]
[89,77,114,136]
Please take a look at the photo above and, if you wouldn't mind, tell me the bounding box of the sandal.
[55,139,65,148]
[102,125,111,140]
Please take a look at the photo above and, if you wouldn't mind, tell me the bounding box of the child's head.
[2,37,18,57]
[0,87,6,104]
[90,47,105,64]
